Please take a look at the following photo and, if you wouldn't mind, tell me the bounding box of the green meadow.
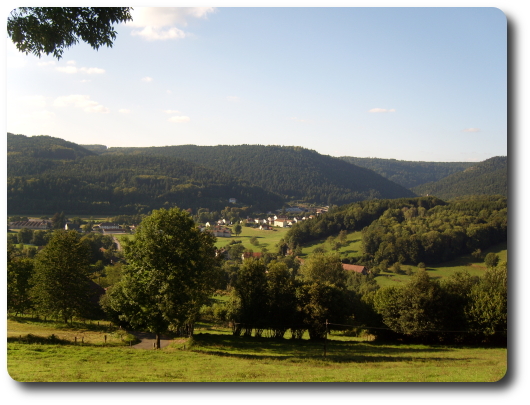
[7,317,507,382]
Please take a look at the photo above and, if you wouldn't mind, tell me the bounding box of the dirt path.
[129,331,173,349]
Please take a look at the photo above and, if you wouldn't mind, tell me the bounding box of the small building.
[342,264,369,275]
[259,224,271,231]
[9,220,51,230]
[241,252,262,260]
[274,217,289,227]
[210,226,231,238]
[65,223,82,232]
[229,198,237,204]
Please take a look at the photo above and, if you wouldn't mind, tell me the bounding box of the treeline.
[284,196,446,249]
[101,144,417,205]
[284,196,507,266]
[340,156,476,189]
[7,133,95,161]
[412,156,508,199]
[361,195,507,265]
[7,230,122,321]
[202,253,507,345]
[8,154,284,214]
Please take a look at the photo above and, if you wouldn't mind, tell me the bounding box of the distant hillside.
[81,144,108,153]
[411,156,507,200]
[340,156,476,189]
[7,135,284,215]
[101,145,417,205]
[8,133,96,160]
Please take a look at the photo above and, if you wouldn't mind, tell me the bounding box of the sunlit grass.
[7,317,507,382]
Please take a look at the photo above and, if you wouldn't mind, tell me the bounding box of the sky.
[5,6,508,162]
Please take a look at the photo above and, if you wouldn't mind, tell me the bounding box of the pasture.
[7,317,506,382]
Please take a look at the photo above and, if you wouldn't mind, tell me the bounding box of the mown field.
[7,317,507,382]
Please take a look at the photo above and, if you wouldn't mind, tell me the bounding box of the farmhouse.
[241,252,262,260]
[9,220,51,230]
[274,217,289,227]
[342,264,369,275]
[97,222,124,234]
[210,226,231,238]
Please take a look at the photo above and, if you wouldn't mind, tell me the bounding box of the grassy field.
[374,241,507,288]
[7,317,507,382]
[213,226,290,250]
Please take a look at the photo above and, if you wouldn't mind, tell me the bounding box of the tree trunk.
[155,333,161,349]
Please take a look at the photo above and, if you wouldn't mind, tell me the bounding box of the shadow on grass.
[189,333,463,364]
[8,315,115,333]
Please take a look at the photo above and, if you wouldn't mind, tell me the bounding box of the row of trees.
[203,252,507,345]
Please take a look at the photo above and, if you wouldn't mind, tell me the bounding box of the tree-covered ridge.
[361,195,507,265]
[339,156,476,189]
[7,133,96,161]
[284,195,506,267]
[7,154,284,215]
[411,156,508,200]
[101,144,417,205]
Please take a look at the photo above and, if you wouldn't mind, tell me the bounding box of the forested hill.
[100,145,417,205]
[7,136,285,214]
[339,156,476,189]
[8,133,96,160]
[411,156,508,200]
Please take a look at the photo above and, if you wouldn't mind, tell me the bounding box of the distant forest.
[7,133,507,215]
[340,156,476,189]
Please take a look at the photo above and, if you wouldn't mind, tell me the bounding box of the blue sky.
[6,6,507,162]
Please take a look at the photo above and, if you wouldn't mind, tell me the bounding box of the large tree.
[7,7,133,59]
[30,230,93,323]
[104,207,219,348]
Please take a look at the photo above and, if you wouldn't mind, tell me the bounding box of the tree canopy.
[103,207,219,348]
[7,7,133,59]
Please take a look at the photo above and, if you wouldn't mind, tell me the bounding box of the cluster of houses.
[201,213,322,237]
[8,219,130,235]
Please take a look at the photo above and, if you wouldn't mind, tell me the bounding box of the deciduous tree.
[104,207,219,348]
[8,7,133,59]
[30,230,93,323]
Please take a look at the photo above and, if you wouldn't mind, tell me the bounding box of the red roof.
[342,264,367,273]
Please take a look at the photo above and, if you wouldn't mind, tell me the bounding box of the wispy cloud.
[119,109,131,114]
[37,60,55,67]
[163,109,181,114]
[226,96,241,102]
[463,128,480,132]
[53,95,109,113]
[168,115,190,123]
[142,77,154,82]
[56,61,105,74]
[368,108,396,113]
[127,7,216,41]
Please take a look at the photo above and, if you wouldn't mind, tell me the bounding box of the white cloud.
[168,115,190,123]
[80,67,105,74]
[368,108,396,113]
[56,66,78,74]
[226,96,241,102]
[127,7,216,41]
[56,63,105,74]
[37,60,55,67]
[119,109,131,114]
[53,95,109,113]
[31,110,56,121]
[132,26,186,41]
[463,128,481,132]
[142,77,154,82]
[163,110,181,114]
